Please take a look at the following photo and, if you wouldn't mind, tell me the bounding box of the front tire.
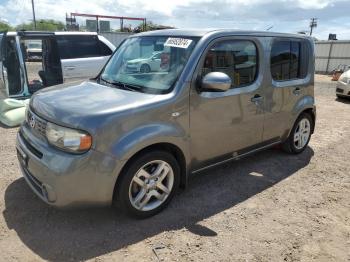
[140,64,151,73]
[282,113,313,154]
[115,151,180,218]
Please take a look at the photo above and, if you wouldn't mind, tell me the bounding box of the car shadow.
[335,97,350,104]
[3,147,314,261]
[0,122,16,129]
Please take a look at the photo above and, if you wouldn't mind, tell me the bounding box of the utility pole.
[309,18,317,36]
[31,0,37,29]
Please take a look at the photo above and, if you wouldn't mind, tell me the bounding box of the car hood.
[127,58,148,64]
[339,69,350,84]
[341,69,350,78]
[30,81,160,129]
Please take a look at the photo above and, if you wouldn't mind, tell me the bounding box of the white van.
[0,31,115,99]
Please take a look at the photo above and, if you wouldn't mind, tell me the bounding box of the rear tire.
[336,94,348,99]
[282,113,313,154]
[115,150,180,218]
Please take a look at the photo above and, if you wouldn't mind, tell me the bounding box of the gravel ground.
[0,75,349,262]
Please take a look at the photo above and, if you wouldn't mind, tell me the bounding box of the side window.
[56,35,101,59]
[271,39,308,81]
[202,40,257,88]
[153,53,161,59]
[99,40,113,56]
[56,36,71,59]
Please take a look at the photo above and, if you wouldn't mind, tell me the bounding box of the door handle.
[251,94,263,105]
[293,87,301,95]
[65,66,76,70]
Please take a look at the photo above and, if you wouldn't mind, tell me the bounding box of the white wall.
[100,32,133,48]
[315,40,350,74]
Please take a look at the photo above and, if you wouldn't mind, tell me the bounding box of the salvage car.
[16,29,316,218]
[126,51,162,73]
[336,69,350,98]
[0,31,115,99]
[25,40,42,61]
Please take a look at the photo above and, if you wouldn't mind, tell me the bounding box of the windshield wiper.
[100,77,143,92]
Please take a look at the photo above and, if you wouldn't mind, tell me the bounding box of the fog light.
[42,184,56,203]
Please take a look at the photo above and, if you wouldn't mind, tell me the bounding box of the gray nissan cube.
[16,29,316,218]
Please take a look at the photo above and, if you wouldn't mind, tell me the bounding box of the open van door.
[0,31,8,98]
[17,32,62,94]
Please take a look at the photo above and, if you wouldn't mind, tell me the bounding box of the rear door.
[263,38,311,141]
[56,35,113,81]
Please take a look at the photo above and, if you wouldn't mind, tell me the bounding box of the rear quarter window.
[99,40,113,56]
[270,39,309,81]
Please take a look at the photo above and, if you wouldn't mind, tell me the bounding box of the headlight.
[46,122,92,153]
[340,76,350,84]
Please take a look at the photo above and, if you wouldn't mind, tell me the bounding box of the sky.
[1,0,350,40]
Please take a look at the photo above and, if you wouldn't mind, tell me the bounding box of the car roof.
[135,29,312,40]
[5,31,98,36]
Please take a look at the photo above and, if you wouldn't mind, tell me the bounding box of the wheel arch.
[292,95,316,131]
[302,107,316,133]
[112,142,188,203]
[285,105,316,141]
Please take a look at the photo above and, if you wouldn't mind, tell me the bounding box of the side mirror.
[201,72,232,92]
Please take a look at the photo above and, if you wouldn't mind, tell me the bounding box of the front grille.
[21,163,44,198]
[27,110,47,137]
[336,88,344,93]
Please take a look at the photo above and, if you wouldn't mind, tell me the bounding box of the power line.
[309,18,317,36]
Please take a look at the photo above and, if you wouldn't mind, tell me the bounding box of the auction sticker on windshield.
[164,38,193,49]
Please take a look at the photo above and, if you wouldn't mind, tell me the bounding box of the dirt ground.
[0,75,349,262]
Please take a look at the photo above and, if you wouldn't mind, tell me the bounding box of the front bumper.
[125,64,141,72]
[16,123,122,208]
[336,81,350,97]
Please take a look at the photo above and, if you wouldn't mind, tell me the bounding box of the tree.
[16,19,65,31]
[0,21,13,31]
[133,21,174,32]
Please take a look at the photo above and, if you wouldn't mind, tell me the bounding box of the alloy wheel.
[293,118,311,150]
[128,160,174,212]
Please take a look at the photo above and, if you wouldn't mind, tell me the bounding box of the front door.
[1,33,24,98]
[61,56,108,81]
[190,37,265,170]
[0,31,7,98]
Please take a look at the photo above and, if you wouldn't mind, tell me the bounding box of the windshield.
[28,43,42,49]
[100,36,199,94]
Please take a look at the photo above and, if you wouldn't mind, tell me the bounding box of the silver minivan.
[16,29,316,217]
